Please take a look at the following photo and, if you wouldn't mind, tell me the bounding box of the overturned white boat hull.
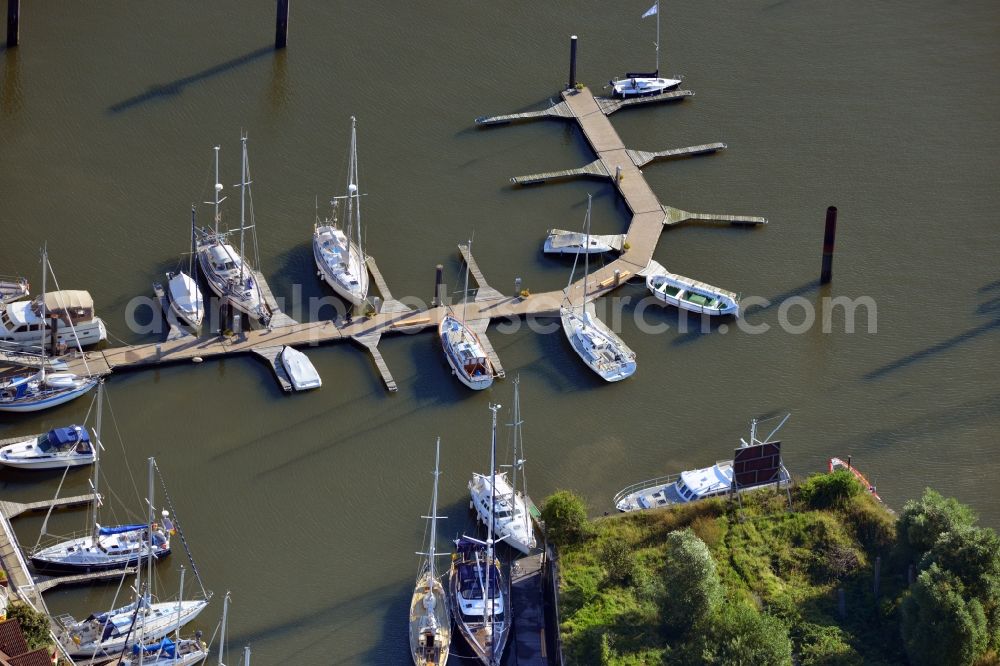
[166,271,204,329]
[281,346,321,391]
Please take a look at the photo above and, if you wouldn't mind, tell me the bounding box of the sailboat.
[469,378,536,555]
[409,437,451,666]
[123,567,209,665]
[313,116,371,306]
[166,206,206,330]
[58,457,210,660]
[439,239,496,391]
[449,404,511,666]
[0,247,98,413]
[195,138,270,324]
[609,0,682,98]
[31,400,172,573]
[560,197,637,382]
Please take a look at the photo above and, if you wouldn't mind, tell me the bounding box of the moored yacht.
[608,0,682,98]
[0,424,94,470]
[0,290,106,349]
[646,270,739,316]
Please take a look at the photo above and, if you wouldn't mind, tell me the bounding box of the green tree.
[898,488,976,554]
[5,602,52,651]
[798,470,862,509]
[541,490,588,547]
[661,529,722,633]
[901,563,989,666]
[699,601,793,666]
[599,536,635,586]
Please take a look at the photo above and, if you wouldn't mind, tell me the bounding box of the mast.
[460,238,472,325]
[428,437,441,579]
[351,117,364,269]
[243,646,251,666]
[146,456,155,606]
[89,380,103,539]
[655,0,661,74]
[39,244,47,378]
[175,566,186,639]
[511,377,529,540]
[582,194,592,316]
[213,146,221,236]
[239,133,248,283]
[218,591,230,666]
[345,117,358,272]
[189,206,197,277]
[487,403,500,665]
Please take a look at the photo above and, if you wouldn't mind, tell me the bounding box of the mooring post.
[433,264,444,307]
[613,269,621,287]
[275,0,289,50]
[514,277,522,297]
[847,454,852,469]
[837,588,846,619]
[820,205,838,284]
[568,35,578,89]
[373,296,382,314]
[615,165,622,182]
[874,556,882,597]
[6,0,19,49]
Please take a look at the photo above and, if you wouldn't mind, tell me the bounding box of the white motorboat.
[195,139,270,323]
[646,269,739,316]
[613,416,793,512]
[543,229,624,255]
[0,275,29,304]
[608,1,682,98]
[409,438,451,666]
[449,405,511,666]
[0,290,107,349]
[313,116,370,306]
[280,346,321,391]
[560,196,636,382]
[0,424,95,469]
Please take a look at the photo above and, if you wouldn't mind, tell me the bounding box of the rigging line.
[104,388,144,508]
[33,463,72,549]
[153,459,209,599]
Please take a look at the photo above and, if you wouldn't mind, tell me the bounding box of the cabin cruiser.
[0,290,106,349]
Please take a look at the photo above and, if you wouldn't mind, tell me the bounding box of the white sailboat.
[313,116,370,306]
[123,567,209,665]
[0,423,94,470]
[609,0,682,98]
[409,438,451,666]
[58,457,210,660]
[469,379,536,555]
[166,206,206,330]
[32,408,172,573]
[195,139,270,323]
[0,247,98,413]
[560,197,637,382]
[449,404,511,666]
[439,239,496,391]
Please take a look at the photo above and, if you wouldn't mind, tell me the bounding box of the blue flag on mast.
[642,3,658,18]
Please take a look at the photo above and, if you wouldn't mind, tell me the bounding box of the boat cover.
[133,638,176,657]
[97,523,145,536]
[50,425,89,447]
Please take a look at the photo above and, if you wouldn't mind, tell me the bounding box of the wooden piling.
[874,556,881,597]
[837,588,846,619]
[275,0,289,50]
[6,0,19,49]
[820,206,837,284]
[433,264,444,306]
[568,35,578,89]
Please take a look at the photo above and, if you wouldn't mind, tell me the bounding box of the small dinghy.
[646,268,739,316]
[0,424,95,470]
[280,346,321,391]
[165,268,203,329]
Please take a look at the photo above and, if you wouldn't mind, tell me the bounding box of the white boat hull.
[313,226,369,306]
[64,600,209,659]
[0,432,94,469]
[281,346,321,391]
[469,473,536,554]
[196,240,269,321]
[0,374,98,413]
[166,272,205,329]
[560,308,636,382]
[646,273,739,317]
[439,315,495,391]
[32,527,170,573]
[409,569,451,666]
[610,76,682,98]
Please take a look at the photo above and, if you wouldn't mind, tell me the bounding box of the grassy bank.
[546,473,999,665]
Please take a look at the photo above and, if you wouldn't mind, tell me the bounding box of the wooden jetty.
[0,494,98,520]
[35,567,137,593]
[0,510,46,613]
[510,552,549,666]
[251,346,293,392]
[38,83,765,394]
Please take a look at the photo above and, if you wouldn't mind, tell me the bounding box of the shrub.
[5,602,51,651]
[898,488,976,554]
[794,622,863,666]
[542,490,588,547]
[900,563,989,666]
[662,529,722,633]
[599,537,635,586]
[798,471,862,509]
[699,601,793,666]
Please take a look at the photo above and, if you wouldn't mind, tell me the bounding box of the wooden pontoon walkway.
[44,85,765,392]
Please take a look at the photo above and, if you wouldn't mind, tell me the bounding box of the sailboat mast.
[582,195,592,314]
[487,403,500,663]
[213,146,221,236]
[429,437,441,579]
[345,117,357,271]
[351,117,364,266]
[510,380,519,527]
[189,206,197,277]
[175,566,186,639]
[146,456,155,604]
[218,591,230,666]
[39,245,47,375]
[239,134,248,283]
[656,0,661,74]
[90,379,103,538]
[461,238,472,324]
[244,646,251,666]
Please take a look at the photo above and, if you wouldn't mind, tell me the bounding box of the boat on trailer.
[0,424,94,470]
[613,416,792,512]
[646,268,739,317]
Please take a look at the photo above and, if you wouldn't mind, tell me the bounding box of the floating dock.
[510,552,549,666]
[40,83,766,394]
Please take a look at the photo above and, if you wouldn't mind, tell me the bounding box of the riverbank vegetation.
[542,473,1000,665]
